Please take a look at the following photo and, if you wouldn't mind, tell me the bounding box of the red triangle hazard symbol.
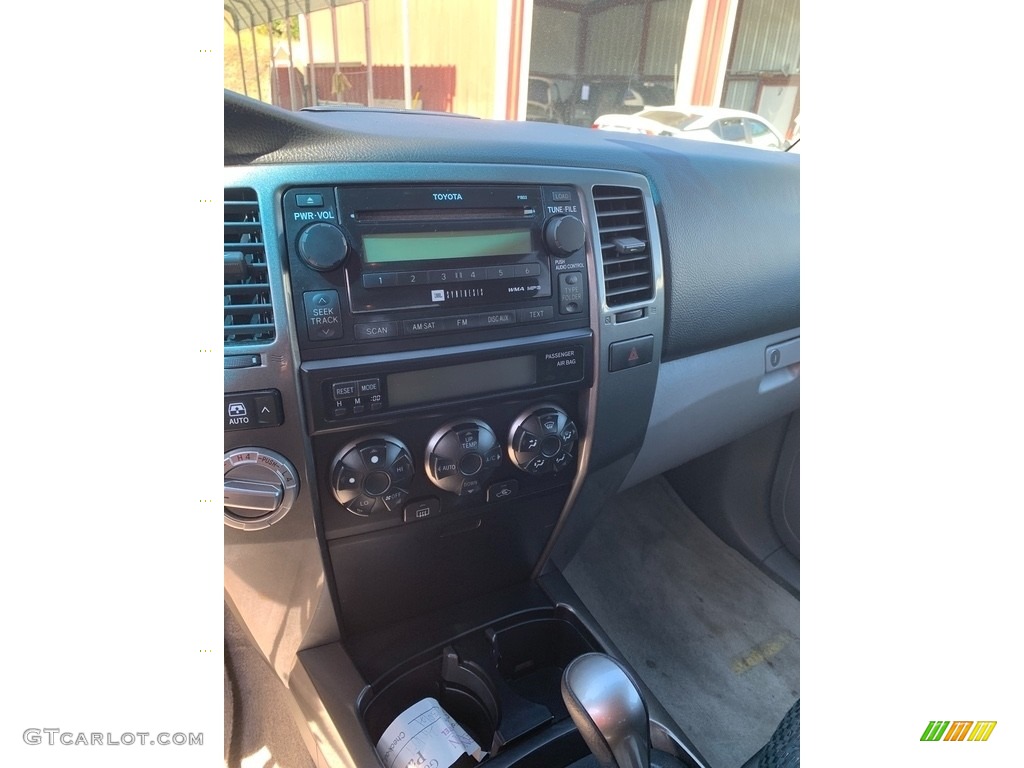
[627,347,639,362]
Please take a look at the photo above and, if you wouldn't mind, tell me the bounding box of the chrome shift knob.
[561,653,651,768]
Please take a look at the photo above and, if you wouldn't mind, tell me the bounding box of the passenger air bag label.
[538,346,584,383]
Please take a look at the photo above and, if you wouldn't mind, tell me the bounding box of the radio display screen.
[363,228,532,264]
[387,355,537,407]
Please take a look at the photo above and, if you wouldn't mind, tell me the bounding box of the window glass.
[717,118,747,142]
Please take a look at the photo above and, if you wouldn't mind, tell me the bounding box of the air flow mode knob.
[508,404,578,475]
[544,215,585,255]
[425,419,503,498]
[331,435,414,516]
[298,222,348,271]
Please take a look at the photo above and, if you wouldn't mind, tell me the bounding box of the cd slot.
[357,206,536,223]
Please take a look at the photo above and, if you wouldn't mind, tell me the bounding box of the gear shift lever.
[561,653,651,768]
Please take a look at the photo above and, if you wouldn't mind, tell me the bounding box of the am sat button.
[609,335,654,371]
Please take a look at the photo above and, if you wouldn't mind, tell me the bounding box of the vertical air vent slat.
[592,185,654,308]
[224,188,275,345]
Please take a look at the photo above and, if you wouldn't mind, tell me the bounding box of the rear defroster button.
[403,497,440,522]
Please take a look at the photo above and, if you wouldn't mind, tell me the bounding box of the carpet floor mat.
[562,475,799,768]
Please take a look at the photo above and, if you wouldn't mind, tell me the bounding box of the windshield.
[223,0,799,148]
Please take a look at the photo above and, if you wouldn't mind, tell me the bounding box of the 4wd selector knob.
[224,448,299,531]
[543,215,585,255]
[508,404,578,475]
[425,419,502,497]
[331,435,414,516]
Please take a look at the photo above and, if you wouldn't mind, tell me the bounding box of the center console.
[224,165,691,767]
[274,182,595,638]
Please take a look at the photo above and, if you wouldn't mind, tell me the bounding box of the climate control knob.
[425,419,502,498]
[331,435,414,516]
[508,404,578,475]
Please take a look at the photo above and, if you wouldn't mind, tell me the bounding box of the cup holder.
[363,648,500,753]
[361,610,599,765]
[489,617,594,718]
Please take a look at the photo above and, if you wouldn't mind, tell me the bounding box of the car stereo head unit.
[283,184,590,355]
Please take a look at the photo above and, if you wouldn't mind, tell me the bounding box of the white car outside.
[593,105,788,150]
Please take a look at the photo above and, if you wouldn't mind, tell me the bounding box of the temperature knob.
[331,435,414,516]
[508,404,578,475]
[425,419,502,498]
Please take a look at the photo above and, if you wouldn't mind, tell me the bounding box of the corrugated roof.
[224,0,363,31]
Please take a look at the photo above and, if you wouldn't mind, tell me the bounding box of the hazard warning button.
[609,335,654,372]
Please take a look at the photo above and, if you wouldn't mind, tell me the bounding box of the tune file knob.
[543,215,585,255]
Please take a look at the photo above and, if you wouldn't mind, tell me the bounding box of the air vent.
[592,185,654,308]
[224,189,275,344]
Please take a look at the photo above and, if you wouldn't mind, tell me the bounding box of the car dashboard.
[224,90,799,768]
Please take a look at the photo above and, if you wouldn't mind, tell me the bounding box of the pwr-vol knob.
[425,419,502,498]
[508,404,578,475]
[298,222,348,271]
[331,435,414,516]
